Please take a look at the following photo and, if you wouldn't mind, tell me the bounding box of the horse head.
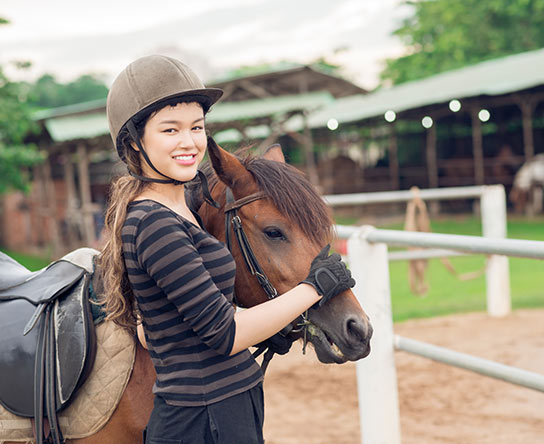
[193,139,372,364]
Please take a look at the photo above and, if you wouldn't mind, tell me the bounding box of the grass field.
[350,215,544,321]
[2,215,543,322]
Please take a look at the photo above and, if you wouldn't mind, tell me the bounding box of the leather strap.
[224,191,266,212]
[225,188,278,301]
[33,307,48,444]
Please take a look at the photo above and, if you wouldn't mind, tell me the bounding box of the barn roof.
[36,91,334,143]
[209,63,366,100]
[303,48,544,128]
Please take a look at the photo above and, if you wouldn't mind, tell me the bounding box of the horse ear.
[207,137,254,190]
[263,143,285,163]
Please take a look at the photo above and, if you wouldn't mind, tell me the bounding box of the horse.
[2,140,372,444]
[510,153,544,215]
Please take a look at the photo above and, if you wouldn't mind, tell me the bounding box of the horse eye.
[264,227,286,241]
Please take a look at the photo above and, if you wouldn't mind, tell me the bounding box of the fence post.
[480,185,511,317]
[348,226,402,444]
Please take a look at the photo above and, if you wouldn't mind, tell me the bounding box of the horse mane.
[187,149,333,245]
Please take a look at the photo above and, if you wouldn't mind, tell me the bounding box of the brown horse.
[5,141,372,444]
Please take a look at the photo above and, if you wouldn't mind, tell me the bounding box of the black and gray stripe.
[122,200,262,406]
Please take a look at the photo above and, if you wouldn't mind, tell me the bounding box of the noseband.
[224,188,310,373]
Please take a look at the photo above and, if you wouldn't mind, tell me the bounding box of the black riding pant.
[144,383,264,444]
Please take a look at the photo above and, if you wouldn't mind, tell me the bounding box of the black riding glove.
[255,331,293,355]
[301,245,356,307]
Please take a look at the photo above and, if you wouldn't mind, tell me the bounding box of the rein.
[223,188,309,374]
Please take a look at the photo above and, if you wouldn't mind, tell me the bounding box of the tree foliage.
[24,72,108,109]
[381,0,544,85]
[0,18,44,194]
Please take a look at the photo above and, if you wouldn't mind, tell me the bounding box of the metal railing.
[347,226,544,444]
[328,185,511,317]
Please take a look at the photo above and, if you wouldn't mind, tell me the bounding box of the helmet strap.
[125,120,219,208]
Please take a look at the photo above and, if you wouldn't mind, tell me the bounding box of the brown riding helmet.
[106,54,223,162]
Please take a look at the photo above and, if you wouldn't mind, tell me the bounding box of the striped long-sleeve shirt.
[122,200,263,406]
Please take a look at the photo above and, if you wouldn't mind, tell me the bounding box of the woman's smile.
[172,153,197,165]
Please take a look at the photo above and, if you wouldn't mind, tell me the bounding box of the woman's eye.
[162,128,176,133]
[264,227,286,241]
[192,125,204,131]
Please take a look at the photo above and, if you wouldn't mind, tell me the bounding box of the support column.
[425,122,439,215]
[519,100,535,161]
[388,128,399,191]
[470,108,485,185]
[302,111,319,187]
[63,152,78,248]
[77,144,96,246]
[42,157,62,257]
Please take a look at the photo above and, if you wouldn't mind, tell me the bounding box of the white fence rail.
[328,185,510,317]
[348,226,544,444]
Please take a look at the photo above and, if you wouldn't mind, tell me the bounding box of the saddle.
[0,250,98,444]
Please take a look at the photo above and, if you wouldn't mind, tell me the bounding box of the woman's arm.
[230,283,319,355]
[230,245,355,356]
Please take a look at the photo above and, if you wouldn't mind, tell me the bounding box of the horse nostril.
[346,317,369,344]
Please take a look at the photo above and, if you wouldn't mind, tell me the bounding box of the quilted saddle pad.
[0,320,135,442]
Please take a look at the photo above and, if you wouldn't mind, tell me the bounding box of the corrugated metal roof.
[38,92,333,143]
[33,98,107,120]
[44,113,109,142]
[305,48,544,128]
[206,91,334,123]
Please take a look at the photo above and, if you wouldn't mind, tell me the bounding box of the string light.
[449,99,461,112]
[384,110,396,122]
[327,118,339,130]
[478,109,490,122]
[421,116,433,129]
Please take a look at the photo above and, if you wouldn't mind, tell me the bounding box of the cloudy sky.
[1,0,411,90]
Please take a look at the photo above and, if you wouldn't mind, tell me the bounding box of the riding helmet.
[106,54,223,162]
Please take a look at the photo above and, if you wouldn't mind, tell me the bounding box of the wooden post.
[302,111,319,187]
[76,144,96,246]
[519,100,535,161]
[63,152,79,248]
[470,108,485,185]
[426,122,439,215]
[388,128,399,191]
[42,157,62,257]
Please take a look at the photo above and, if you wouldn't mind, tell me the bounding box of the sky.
[0,0,411,90]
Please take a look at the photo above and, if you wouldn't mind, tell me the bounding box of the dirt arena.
[263,309,544,444]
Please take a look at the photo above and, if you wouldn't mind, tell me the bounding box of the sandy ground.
[262,309,544,444]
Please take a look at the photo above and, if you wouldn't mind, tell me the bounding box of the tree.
[0,18,44,194]
[26,73,108,109]
[381,0,544,85]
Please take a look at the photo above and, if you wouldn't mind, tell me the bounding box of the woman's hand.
[301,245,355,306]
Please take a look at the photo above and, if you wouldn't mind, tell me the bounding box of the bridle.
[224,188,310,373]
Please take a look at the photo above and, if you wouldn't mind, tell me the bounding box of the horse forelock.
[193,152,333,245]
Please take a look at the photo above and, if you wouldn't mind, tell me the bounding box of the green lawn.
[1,249,51,271]
[2,216,543,322]
[348,215,544,321]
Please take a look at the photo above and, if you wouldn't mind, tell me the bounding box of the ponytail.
[98,126,148,331]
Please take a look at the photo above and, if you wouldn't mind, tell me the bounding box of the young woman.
[99,54,355,444]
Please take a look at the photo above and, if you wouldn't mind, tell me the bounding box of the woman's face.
[137,101,207,183]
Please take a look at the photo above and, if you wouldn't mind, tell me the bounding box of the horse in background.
[510,154,544,215]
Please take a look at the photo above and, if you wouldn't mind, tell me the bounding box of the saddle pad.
[0,320,136,442]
